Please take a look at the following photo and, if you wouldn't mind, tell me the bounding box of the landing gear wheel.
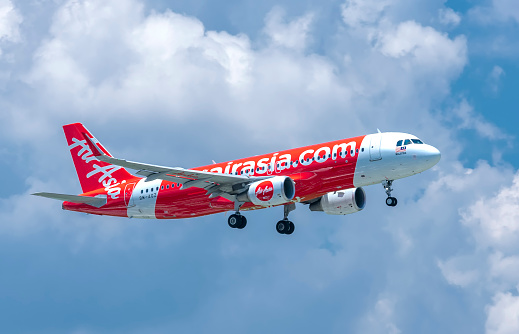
[286,222,295,235]
[228,214,246,229]
[237,216,247,229]
[276,220,294,235]
[276,220,288,234]
[385,197,397,207]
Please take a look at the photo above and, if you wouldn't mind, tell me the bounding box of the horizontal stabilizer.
[32,192,107,208]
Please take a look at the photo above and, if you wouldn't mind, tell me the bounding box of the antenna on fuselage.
[212,160,217,164]
[377,128,382,133]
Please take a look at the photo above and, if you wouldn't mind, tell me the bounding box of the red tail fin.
[63,123,134,193]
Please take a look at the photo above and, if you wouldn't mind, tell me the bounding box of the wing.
[32,192,107,208]
[81,133,265,200]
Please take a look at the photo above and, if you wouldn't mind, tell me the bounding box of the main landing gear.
[383,180,398,207]
[228,213,247,229]
[228,201,247,229]
[227,202,297,235]
[276,203,296,235]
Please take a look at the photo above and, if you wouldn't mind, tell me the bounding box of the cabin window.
[161,186,164,190]
[361,148,364,152]
[141,190,143,194]
[166,185,169,189]
[146,189,148,193]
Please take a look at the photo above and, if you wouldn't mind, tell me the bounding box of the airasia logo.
[255,181,274,201]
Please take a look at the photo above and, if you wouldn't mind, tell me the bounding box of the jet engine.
[237,176,295,206]
[309,187,366,215]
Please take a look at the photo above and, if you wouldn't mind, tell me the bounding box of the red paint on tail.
[63,123,134,193]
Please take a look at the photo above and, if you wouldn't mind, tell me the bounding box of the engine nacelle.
[309,187,366,215]
[237,176,295,206]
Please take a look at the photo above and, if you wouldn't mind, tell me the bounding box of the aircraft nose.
[422,144,441,166]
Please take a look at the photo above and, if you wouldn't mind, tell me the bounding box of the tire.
[237,216,247,229]
[276,220,287,234]
[228,214,239,228]
[386,197,397,207]
[285,221,295,235]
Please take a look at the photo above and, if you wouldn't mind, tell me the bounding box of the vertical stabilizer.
[63,123,134,193]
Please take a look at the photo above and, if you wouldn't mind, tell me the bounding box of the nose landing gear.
[383,180,398,207]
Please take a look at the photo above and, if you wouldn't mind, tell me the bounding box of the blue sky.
[1,0,519,333]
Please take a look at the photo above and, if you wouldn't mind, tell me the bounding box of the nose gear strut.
[382,180,398,207]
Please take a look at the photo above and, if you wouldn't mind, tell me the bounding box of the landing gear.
[228,201,247,229]
[276,203,296,235]
[228,214,247,229]
[382,180,398,207]
[276,220,294,234]
[385,197,397,207]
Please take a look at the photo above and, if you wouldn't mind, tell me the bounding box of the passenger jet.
[33,123,441,235]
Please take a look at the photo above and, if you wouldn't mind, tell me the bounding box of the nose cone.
[422,144,441,168]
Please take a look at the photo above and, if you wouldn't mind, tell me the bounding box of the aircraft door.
[369,134,382,161]
[124,182,136,207]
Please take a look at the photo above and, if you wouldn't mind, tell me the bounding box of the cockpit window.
[396,140,403,146]
[411,139,423,144]
[404,139,412,145]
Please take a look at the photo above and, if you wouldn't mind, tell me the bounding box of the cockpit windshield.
[396,138,424,146]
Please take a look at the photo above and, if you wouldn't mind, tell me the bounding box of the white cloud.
[486,291,519,334]
[0,0,22,55]
[470,0,519,24]
[450,98,510,141]
[488,65,505,94]
[439,8,461,27]
[341,0,389,28]
[375,20,466,74]
[461,172,519,253]
[263,6,314,51]
[356,297,401,334]
[438,257,479,288]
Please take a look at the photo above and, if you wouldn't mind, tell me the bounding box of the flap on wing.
[32,192,107,208]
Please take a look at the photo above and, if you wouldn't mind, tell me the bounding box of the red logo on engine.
[255,181,274,201]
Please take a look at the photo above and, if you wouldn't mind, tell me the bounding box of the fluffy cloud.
[470,0,519,24]
[438,7,461,27]
[341,0,389,28]
[461,171,519,252]
[486,291,519,334]
[263,6,314,51]
[449,98,510,141]
[0,0,21,42]
[375,21,466,74]
[0,0,22,56]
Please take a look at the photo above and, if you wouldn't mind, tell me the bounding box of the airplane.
[33,123,441,235]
